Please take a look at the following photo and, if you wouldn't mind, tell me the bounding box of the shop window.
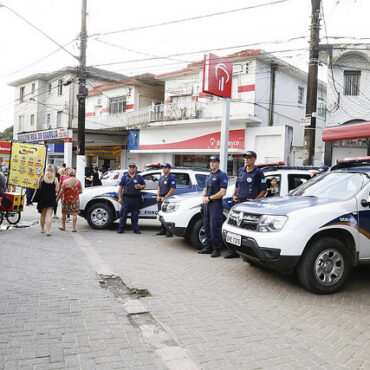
[109,96,126,114]
[344,71,360,96]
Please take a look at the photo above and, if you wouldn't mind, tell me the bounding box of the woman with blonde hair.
[35,164,59,236]
[57,168,82,232]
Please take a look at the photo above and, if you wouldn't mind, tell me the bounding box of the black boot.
[211,249,221,258]
[198,246,213,254]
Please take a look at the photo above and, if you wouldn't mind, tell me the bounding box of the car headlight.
[164,202,180,213]
[257,215,287,232]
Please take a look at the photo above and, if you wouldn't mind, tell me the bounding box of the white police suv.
[222,157,370,294]
[79,166,210,229]
[159,165,314,248]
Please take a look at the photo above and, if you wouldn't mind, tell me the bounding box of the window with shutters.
[57,111,63,128]
[344,71,360,96]
[109,96,126,114]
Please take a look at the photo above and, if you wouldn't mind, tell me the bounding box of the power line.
[89,0,296,38]
[0,38,78,81]
[91,46,309,68]
[2,5,78,61]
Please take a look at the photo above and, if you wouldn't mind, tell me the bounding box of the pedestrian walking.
[34,165,59,236]
[86,166,102,186]
[57,163,66,176]
[25,187,35,206]
[57,168,82,233]
[156,163,176,237]
[117,163,146,234]
[226,150,267,258]
[0,169,6,198]
[198,155,228,258]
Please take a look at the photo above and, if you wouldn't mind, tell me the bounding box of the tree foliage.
[0,126,13,141]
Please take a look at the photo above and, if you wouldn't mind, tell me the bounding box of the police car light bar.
[256,161,285,167]
[145,162,161,168]
[337,156,370,163]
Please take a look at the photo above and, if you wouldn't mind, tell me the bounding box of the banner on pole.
[202,53,233,98]
[8,142,47,189]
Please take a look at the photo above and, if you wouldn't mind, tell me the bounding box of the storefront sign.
[167,84,193,97]
[203,53,233,98]
[0,141,11,154]
[139,129,245,150]
[8,142,47,189]
[85,145,124,159]
[17,128,72,142]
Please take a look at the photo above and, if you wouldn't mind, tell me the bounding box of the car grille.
[228,211,260,230]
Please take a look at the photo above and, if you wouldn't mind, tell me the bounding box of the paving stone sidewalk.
[1,205,370,369]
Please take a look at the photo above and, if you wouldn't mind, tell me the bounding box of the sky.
[0,0,369,131]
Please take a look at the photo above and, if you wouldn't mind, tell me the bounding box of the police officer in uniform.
[198,155,228,258]
[225,150,267,258]
[156,163,176,237]
[117,162,146,234]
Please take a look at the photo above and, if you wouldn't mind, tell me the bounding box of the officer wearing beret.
[225,150,267,258]
[117,162,146,234]
[156,163,176,237]
[198,155,228,258]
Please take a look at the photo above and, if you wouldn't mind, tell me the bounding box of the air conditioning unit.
[96,98,102,107]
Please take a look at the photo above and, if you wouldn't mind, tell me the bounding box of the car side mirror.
[361,193,370,207]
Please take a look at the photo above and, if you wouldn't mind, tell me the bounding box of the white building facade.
[126,49,326,171]
[323,44,370,164]
[9,67,130,168]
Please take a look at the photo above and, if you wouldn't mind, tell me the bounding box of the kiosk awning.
[323,122,370,142]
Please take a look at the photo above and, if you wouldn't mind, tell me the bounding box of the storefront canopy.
[323,122,370,142]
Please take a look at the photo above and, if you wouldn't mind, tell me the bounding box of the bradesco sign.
[202,53,233,98]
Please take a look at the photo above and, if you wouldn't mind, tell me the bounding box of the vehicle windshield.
[291,172,368,201]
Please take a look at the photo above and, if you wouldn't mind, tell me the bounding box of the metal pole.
[219,98,230,173]
[303,0,321,166]
[76,0,87,188]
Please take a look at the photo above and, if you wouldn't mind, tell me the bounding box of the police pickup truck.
[79,166,210,229]
[159,165,315,248]
[222,157,370,294]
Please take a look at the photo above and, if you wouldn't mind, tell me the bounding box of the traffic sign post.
[202,53,233,173]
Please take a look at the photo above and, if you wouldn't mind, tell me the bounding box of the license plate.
[226,232,241,247]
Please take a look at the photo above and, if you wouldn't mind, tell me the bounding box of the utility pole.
[303,0,321,166]
[76,0,87,187]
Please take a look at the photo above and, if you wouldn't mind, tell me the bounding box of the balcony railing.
[72,100,252,130]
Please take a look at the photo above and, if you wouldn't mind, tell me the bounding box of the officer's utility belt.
[208,197,222,202]
[122,194,141,198]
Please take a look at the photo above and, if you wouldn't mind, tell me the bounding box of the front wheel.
[297,237,351,294]
[86,202,115,230]
[6,211,21,224]
[189,218,206,250]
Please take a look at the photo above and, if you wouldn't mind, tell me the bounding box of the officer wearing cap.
[117,162,146,234]
[156,163,176,237]
[225,150,267,258]
[198,155,228,258]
